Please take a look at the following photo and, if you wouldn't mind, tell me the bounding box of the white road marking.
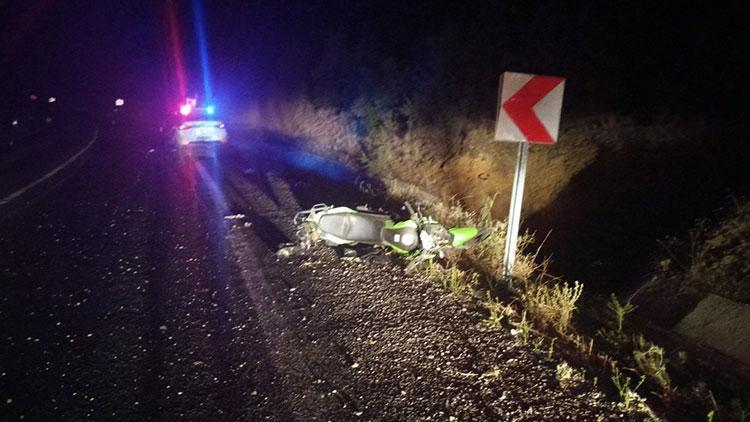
[0,130,99,206]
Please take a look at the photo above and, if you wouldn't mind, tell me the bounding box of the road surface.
[0,123,641,421]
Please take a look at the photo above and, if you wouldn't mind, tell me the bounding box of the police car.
[174,102,227,157]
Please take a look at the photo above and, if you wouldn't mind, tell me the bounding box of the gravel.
[229,234,646,420]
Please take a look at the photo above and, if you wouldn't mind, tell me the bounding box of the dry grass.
[251,99,364,166]
[520,279,583,334]
[382,179,428,204]
[425,196,537,282]
[484,292,516,328]
[651,197,750,303]
[423,260,478,295]
[689,199,750,302]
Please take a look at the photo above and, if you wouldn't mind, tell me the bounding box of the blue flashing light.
[192,0,214,102]
[206,105,215,115]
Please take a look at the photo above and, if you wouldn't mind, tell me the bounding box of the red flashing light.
[179,103,192,116]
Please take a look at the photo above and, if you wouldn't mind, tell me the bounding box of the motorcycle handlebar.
[404,201,416,216]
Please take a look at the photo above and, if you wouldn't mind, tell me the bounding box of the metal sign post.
[503,141,529,283]
[494,72,565,285]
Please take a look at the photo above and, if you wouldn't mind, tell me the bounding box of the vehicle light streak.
[165,0,187,100]
[192,0,214,103]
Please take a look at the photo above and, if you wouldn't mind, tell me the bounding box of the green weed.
[510,311,534,345]
[611,364,646,411]
[632,335,670,390]
[484,292,514,328]
[607,293,637,333]
[547,337,556,360]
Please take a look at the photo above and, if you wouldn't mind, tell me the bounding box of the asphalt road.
[0,124,641,421]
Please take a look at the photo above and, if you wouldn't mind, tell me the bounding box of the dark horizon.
[1,1,746,120]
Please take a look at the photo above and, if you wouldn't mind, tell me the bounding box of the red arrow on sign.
[502,75,564,144]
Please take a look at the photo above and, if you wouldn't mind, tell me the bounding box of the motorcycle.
[280,202,490,271]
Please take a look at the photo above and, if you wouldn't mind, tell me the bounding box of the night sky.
[1,1,746,120]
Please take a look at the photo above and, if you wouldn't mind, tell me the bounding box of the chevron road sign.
[495,72,566,283]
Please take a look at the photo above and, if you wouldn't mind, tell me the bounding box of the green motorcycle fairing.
[382,219,419,254]
[448,227,479,248]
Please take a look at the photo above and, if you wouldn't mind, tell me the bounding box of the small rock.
[224,214,246,220]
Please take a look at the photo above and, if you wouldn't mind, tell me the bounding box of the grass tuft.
[423,260,478,295]
[509,310,537,345]
[632,335,670,390]
[484,292,515,328]
[520,280,583,333]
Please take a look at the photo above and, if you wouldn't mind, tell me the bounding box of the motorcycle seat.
[318,212,389,244]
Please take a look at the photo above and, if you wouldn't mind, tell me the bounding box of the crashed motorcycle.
[280,202,490,271]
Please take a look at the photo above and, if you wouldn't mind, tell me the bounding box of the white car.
[174,110,227,157]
